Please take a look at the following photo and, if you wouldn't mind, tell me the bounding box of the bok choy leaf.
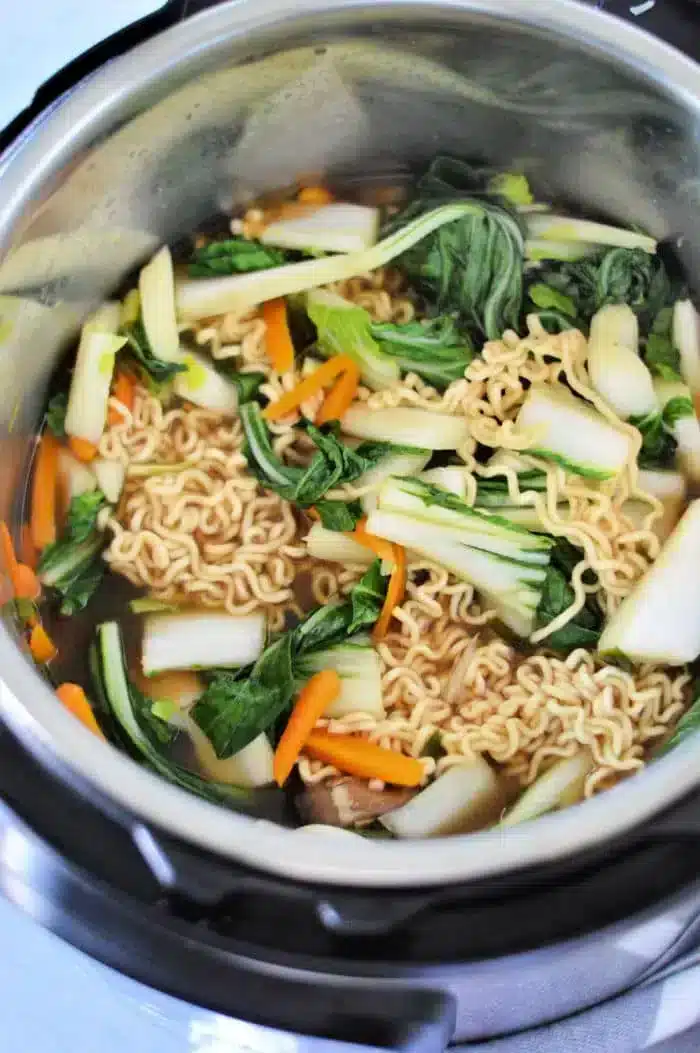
[192,560,388,758]
[369,315,473,389]
[38,490,108,615]
[188,238,289,277]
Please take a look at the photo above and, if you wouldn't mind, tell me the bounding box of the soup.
[5,157,700,839]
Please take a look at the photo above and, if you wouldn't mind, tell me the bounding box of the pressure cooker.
[2,1,700,1046]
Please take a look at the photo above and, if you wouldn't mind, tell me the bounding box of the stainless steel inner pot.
[2,0,700,889]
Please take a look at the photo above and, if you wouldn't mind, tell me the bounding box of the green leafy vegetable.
[66,490,107,543]
[528,283,576,318]
[663,395,695,429]
[241,401,417,529]
[188,238,288,277]
[659,684,700,754]
[369,315,473,389]
[306,289,399,390]
[529,248,677,333]
[631,410,678,470]
[487,172,534,208]
[91,622,247,805]
[388,189,525,340]
[535,539,603,650]
[121,320,187,385]
[45,392,68,437]
[229,371,266,404]
[38,491,108,615]
[193,561,387,757]
[644,308,683,381]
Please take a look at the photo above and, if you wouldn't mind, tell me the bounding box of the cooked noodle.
[100,265,689,802]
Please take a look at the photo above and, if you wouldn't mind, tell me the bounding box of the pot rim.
[2,0,700,889]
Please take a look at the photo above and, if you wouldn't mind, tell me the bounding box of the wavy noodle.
[99,387,308,632]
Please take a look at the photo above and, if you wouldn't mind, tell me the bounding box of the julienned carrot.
[263,354,358,422]
[273,669,341,786]
[68,435,98,463]
[297,186,333,206]
[30,433,60,551]
[315,360,360,425]
[349,518,397,565]
[108,371,136,425]
[29,623,57,663]
[372,542,407,642]
[20,523,38,571]
[56,683,105,740]
[304,731,423,787]
[262,298,295,373]
[0,521,42,602]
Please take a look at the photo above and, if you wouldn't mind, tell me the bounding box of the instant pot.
[2,1,700,1046]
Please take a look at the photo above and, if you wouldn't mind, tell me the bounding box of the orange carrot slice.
[68,435,98,463]
[262,355,358,422]
[304,731,423,787]
[297,186,333,206]
[0,520,41,602]
[372,542,406,642]
[349,518,397,565]
[262,298,295,373]
[56,683,105,740]
[29,623,57,663]
[20,523,38,570]
[315,360,360,425]
[108,371,136,425]
[273,669,341,786]
[30,434,60,550]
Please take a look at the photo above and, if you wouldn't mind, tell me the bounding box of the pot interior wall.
[1,1,700,865]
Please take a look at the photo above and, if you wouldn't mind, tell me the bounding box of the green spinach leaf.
[45,392,68,438]
[188,238,288,277]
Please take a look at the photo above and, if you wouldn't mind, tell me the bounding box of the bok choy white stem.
[673,299,700,405]
[64,325,126,446]
[514,383,633,479]
[525,215,657,254]
[587,305,657,420]
[175,201,502,320]
[341,405,470,451]
[141,610,266,675]
[598,499,700,664]
[653,378,700,484]
[139,246,181,363]
[260,203,380,254]
[380,760,507,838]
[500,751,593,826]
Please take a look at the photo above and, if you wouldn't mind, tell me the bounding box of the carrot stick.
[108,371,136,426]
[68,435,98,463]
[56,683,105,740]
[372,542,406,642]
[297,186,333,206]
[20,524,38,570]
[304,731,423,787]
[273,669,341,786]
[30,434,60,551]
[262,298,295,373]
[315,360,360,425]
[262,355,358,421]
[0,521,41,600]
[29,623,57,663]
[349,518,397,564]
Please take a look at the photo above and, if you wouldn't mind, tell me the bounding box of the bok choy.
[380,759,507,838]
[192,561,388,758]
[260,203,380,254]
[90,621,249,803]
[341,405,470,451]
[515,383,633,479]
[587,305,657,420]
[175,201,523,325]
[141,610,267,675]
[367,477,553,637]
[305,289,400,389]
[64,313,126,445]
[39,490,108,615]
[369,315,473,389]
[300,635,384,719]
[598,499,700,664]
